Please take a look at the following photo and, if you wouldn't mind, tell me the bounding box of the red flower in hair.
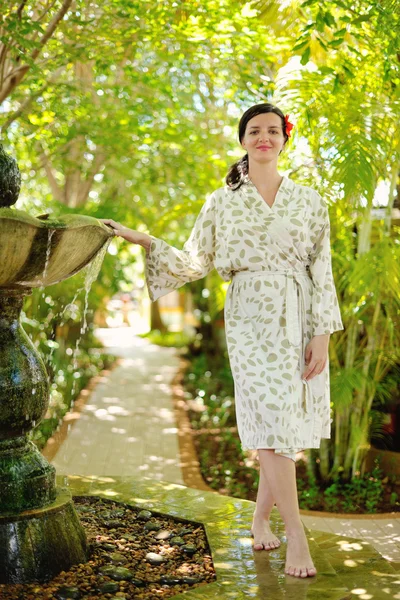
[284,114,294,137]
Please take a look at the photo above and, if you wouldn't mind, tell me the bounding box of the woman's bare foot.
[251,514,281,551]
[285,528,317,577]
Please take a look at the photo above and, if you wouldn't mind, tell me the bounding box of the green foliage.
[297,472,321,510]
[139,329,194,348]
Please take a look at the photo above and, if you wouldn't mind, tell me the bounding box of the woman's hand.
[302,334,330,381]
[99,219,151,251]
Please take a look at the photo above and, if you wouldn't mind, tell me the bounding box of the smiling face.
[240,112,286,164]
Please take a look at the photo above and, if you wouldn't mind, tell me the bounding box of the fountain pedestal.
[0,144,114,583]
[0,289,87,583]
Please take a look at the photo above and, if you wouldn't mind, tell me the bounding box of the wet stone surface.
[0,495,214,599]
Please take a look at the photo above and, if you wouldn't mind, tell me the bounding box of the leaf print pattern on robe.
[308,191,343,336]
[144,176,344,453]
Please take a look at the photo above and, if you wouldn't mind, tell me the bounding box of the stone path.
[51,327,184,483]
[49,326,400,564]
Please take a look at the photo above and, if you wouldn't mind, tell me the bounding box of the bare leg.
[258,449,316,578]
[251,459,281,550]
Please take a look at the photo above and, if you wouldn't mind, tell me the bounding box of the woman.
[100,103,344,579]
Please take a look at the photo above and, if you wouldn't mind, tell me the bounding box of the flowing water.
[70,240,112,398]
[38,236,112,405]
[40,229,56,291]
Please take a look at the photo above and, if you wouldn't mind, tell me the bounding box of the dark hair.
[225,103,289,190]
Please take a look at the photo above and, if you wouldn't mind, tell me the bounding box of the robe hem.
[241,434,331,452]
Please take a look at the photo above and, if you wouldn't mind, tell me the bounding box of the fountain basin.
[0,209,114,288]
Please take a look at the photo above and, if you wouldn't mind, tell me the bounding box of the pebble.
[104,520,124,529]
[159,576,182,585]
[55,586,81,599]
[181,544,197,556]
[106,552,127,565]
[137,510,152,520]
[177,527,193,535]
[120,534,137,542]
[143,521,161,531]
[182,576,202,584]
[170,536,185,546]
[109,509,125,518]
[159,575,200,585]
[155,529,172,540]
[145,552,166,565]
[0,497,215,598]
[99,543,117,551]
[75,506,95,514]
[98,566,134,581]
[98,581,119,593]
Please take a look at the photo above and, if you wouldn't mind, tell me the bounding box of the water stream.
[39,229,56,291]
[70,240,112,399]
[38,233,112,406]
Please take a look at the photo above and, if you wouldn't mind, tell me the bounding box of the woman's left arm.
[308,191,344,337]
[302,191,344,381]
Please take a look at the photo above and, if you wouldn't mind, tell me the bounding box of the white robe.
[144,175,344,452]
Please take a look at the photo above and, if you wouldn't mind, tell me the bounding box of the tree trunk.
[150,300,168,333]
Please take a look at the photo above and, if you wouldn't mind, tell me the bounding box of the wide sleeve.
[308,191,344,336]
[144,191,216,302]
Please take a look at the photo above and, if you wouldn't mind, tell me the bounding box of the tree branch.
[77,149,106,207]
[30,0,74,62]
[0,0,73,104]
[38,143,64,204]
[1,65,65,133]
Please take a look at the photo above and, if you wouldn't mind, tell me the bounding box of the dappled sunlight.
[107,405,130,416]
[102,396,122,404]
[335,540,367,551]
[213,562,233,570]
[369,570,400,581]
[344,559,359,567]
[90,488,119,497]
[238,536,253,547]
[68,475,117,483]
[138,464,150,471]
[93,409,116,421]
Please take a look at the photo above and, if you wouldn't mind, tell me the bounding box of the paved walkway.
[49,326,400,564]
[51,327,184,483]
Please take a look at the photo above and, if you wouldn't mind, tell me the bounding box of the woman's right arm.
[99,219,152,254]
[100,190,217,302]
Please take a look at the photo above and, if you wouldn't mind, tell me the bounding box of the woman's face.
[240,112,285,163]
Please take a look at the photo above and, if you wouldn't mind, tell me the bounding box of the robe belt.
[232,268,313,414]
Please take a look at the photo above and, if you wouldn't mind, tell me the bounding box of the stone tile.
[300,515,337,534]
[319,518,364,540]
[377,518,400,534]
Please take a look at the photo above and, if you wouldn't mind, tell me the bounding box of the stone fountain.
[0,145,114,583]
